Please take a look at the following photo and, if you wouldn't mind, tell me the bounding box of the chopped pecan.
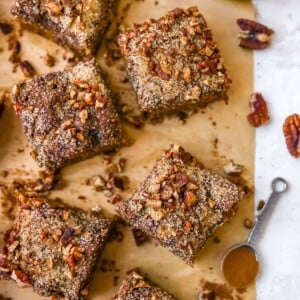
[95,96,108,109]
[283,114,300,157]
[223,160,244,176]
[44,2,63,16]
[60,227,75,245]
[174,172,188,187]
[19,60,35,77]
[145,200,162,208]
[160,185,173,200]
[247,92,270,127]
[11,269,31,288]
[155,62,170,80]
[79,109,88,124]
[237,18,274,49]
[184,191,197,206]
[170,8,185,18]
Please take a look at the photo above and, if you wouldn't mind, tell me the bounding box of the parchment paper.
[0,0,254,299]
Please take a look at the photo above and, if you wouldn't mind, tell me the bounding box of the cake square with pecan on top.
[118,7,231,114]
[0,197,112,300]
[11,59,125,170]
[113,271,177,300]
[116,144,244,265]
[11,0,112,57]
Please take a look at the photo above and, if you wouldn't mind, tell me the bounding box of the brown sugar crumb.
[103,37,122,66]
[7,34,21,64]
[118,7,231,115]
[113,271,177,299]
[43,53,55,67]
[116,144,244,264]
[0,196,112,300]
[243,218,253,229]
[18,60,35,77]
[199,280,237,300]
[257,200,265,211]
[86,156,129,203]
[11,59,125,170]
[11,0,113,57]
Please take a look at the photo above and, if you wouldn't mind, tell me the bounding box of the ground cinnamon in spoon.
[222,245,259,288]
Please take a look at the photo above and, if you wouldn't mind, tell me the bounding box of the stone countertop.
[254,1,300,299]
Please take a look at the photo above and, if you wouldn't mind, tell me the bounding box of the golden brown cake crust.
[118,7,231,114]
[113,271,177,300]
[11,59,125,170]
[116,145,244,264]
[11,0,112,56]
[0,197,112,300]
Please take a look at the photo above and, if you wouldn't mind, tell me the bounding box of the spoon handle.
[247,177,288,246]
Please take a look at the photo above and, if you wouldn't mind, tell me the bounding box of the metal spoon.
[220,177,289,288]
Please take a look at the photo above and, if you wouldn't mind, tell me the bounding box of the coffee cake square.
[11,0,112,56]
[118,7,231,114]
[116,145,243,264]
[0,197,112,299]
[113,271,177,300]
[12,59,125,170]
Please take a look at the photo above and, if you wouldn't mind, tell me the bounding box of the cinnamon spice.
[222,245,259,288]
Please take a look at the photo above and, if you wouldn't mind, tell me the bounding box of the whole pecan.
[247,92,270,127]
[237,18,274,49]
[283,114,300,157]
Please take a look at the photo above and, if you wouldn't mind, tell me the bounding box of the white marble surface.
[254,1,300,299]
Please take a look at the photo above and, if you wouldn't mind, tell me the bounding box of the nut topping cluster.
[0,197,111,300]
[11,0,112,56]
[116,144,244,264]
[11,60,125,169]
[118,7,231,114]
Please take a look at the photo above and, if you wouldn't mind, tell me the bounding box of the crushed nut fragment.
[243,218,253,229]
[43,53,55,67]
[19,60,35,77]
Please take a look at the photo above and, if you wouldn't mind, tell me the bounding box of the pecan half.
[247,92,270,127]
[237,18,274,49]
[283,114,300,157]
